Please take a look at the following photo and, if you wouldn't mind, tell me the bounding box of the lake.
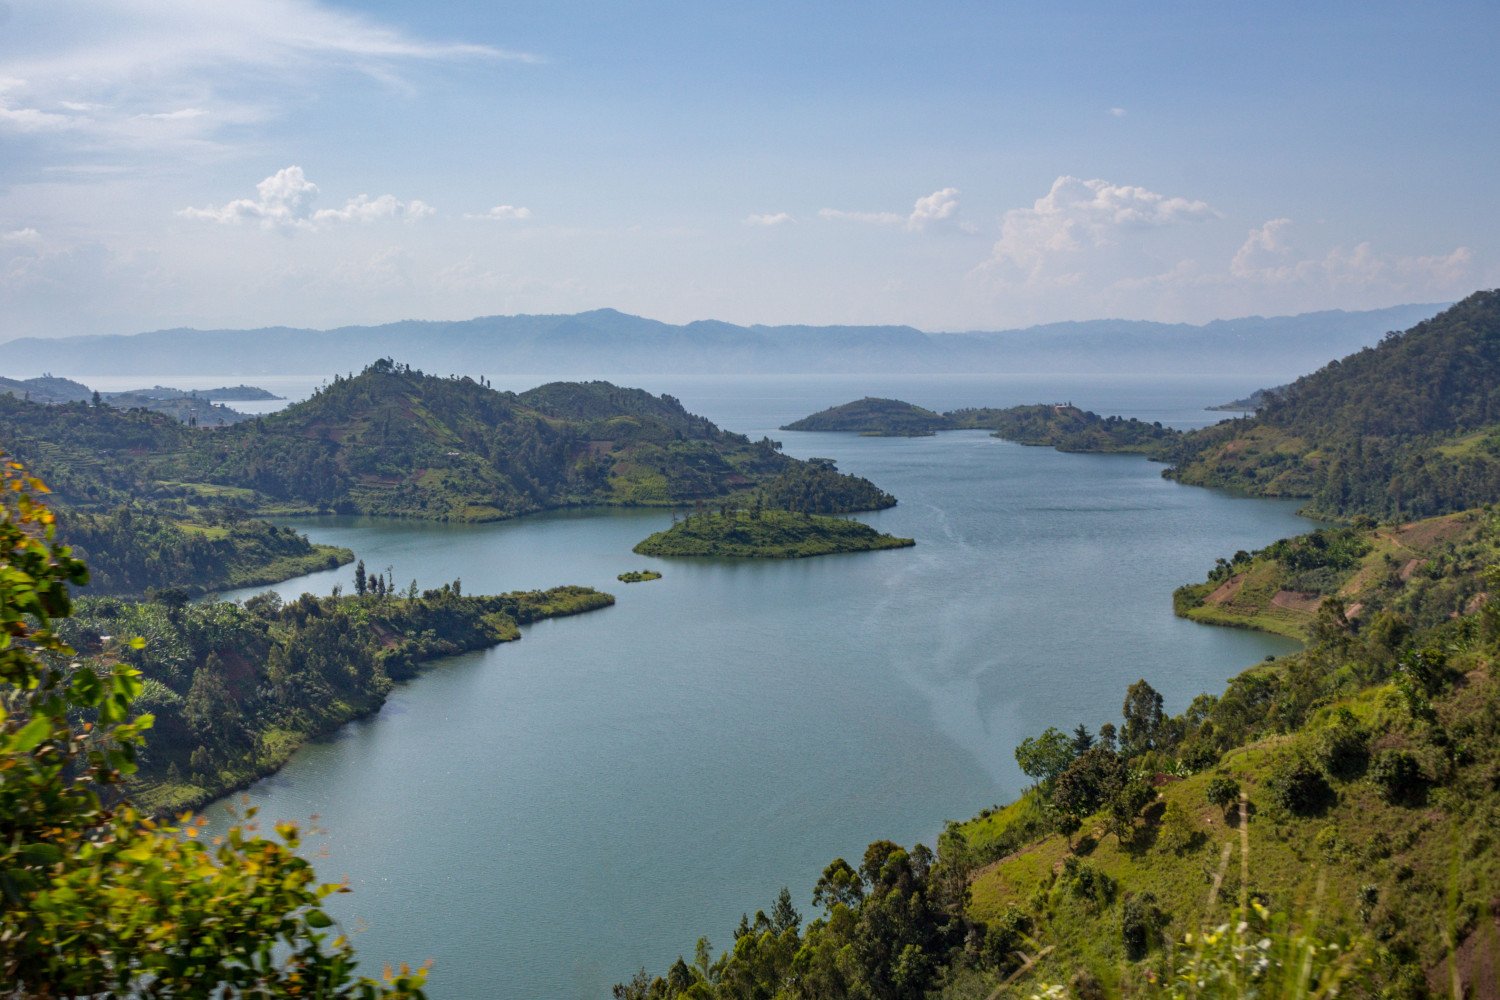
[200,373,1309,998]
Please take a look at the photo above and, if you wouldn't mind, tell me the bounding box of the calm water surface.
[202,374,1307,999]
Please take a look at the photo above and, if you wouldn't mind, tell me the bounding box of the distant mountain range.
[0,303,1448,379]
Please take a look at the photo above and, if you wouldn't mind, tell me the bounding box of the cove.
[204,375,1311,999]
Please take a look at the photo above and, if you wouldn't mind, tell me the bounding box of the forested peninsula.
[63,581,613,814]
[783,396,1179,454]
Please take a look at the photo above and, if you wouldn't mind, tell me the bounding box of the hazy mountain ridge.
[2,303,1446,378]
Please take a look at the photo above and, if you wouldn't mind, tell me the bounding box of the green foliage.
[62,584,613,813]
[0,461,426,997]
[1168,290,1500,519]
[1205,775,1241,813]
[1368,749,1426,806]
[1264,754,1336,817]
[1015,726,1077,789]
[1119,892,1165,960]
[633,508,914,559]
[60,505,350,597]
[951,404,1179,454]
[618,569,664,583]
[1313,709,1370,781]
[615,839,965,1000]
[0,364,898,525]
[780,396,953,435]
[757,457,897,513]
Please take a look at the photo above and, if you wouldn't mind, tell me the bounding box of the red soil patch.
[1399,558,1425,581]
[1427,909,1500,1000]
[1345,602,1364,619]
[1204,574,1246,606]
[1270,590,1322,613]
[1392,516,1468,550]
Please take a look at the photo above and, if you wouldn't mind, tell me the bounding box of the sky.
[1,0,1497,339]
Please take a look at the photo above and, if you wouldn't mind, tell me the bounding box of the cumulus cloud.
[1228,217,1472,291]
[820,187,961,232]
[178,166,433,230]
[1109,107,1127,118]
[986,175,1217,277]
[2,228,41,243]
[744,212,794,227]
[465,205,533,222]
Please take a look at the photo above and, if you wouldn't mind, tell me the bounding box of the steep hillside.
[0,360,896,522]
[1168,290,1500,519]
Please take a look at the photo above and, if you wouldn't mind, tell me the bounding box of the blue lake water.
[202,373,1309,998]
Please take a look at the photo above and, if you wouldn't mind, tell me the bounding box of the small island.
[780,396,953,435]
[634,508,914,559]
[617,569,663,583]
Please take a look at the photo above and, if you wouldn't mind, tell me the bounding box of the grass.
[633,509,915,559]
[618,569,663,583]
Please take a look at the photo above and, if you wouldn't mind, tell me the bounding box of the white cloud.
[1228,218,1473,291]
[179,166,433,230]
[1109,107,1127,118]
[986,175,1217,277]
[744,212,794,227]
[465,205,533,222]
[820,187,961,232]
[2,228,41,243]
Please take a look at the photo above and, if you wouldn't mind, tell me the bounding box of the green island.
[612,295,1500,1000]
[634,508,914,559]
[618,569,663,582]
[781,396,953,436]
[783,395,1180,454]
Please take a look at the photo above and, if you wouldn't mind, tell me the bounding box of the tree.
[1014,726,1075,789]
[355,559,367,596]
[1070,724,1094,755]
[1121,678,1165,757]
[771,887,801,933]
[0,461,426,997]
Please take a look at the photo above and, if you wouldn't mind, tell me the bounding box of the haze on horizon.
[1,0,1496,341]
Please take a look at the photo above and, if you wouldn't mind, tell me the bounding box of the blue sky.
[1,0,1496,338]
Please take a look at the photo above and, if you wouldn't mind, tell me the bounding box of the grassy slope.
[633,509,915,558]
[1174,509,1497,640]
[951,510,1500,995]
[962,672,1500,991]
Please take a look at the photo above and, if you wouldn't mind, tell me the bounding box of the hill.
[0,361,896,522]
[780,397,953,435]
[783,398,1180,454]
[1166,290,1500,519]
[633,508,914,558]
[0,303,1445,379]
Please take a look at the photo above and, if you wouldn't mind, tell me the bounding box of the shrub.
[1315,710,1370,781]
[1370,749,1426,805]
[1264,754,1335,816]
[1120,892,1165,960]
[1205,775,1240,813]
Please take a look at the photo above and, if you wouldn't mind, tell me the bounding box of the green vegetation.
[0,361,896,523]
[780,396,953,435]
[57,580,613,815]
[1207,384,1287,412]
[758,457,897,513]
[618,569,663,583]
[783,397,1180,454]
[1174,508,1500,640]
[0,464,428,997]
[951,404,1179,454]
[633,508,914,559]
[60,505,350,597]
[1167,290,1500,519]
